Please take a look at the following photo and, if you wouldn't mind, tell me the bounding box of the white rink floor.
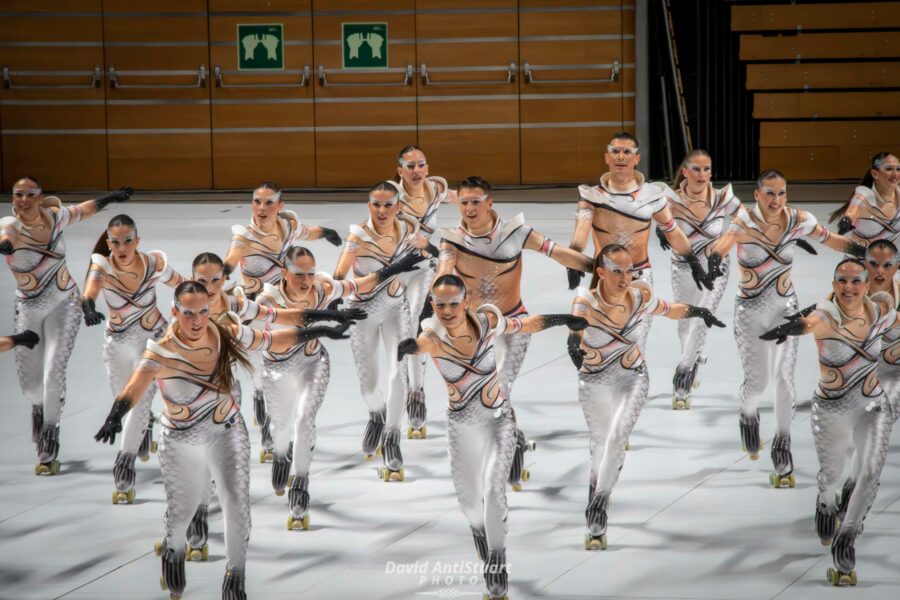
[0,199,898,600]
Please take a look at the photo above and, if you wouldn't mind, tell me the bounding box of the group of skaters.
[1,133,897,599]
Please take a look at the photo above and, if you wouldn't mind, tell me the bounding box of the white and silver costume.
[664,184,741,403]
[421,305,518,600]
[89,251,177,496]
[846,185,900,247]
[390,176,451,432]
[730,206,826,466]
[576,175,669,349]
[342,218,417,472]
[258,276,347,521]
[1,199,84,468]
[141,320,270,597]
[808,296,897,577]
[572,282,660,545]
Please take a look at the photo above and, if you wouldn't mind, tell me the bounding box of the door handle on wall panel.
[317,65,413,87]
[108,65,207,89]
[420,63,516,86]
[3,66,102,89]
[214,65,310,88]
[523,61,620,84]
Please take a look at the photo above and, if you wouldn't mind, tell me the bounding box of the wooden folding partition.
[0,0,107,190]
[103,0,212,190]
[518,0,633,184]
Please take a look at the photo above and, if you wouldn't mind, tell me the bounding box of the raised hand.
[321,227,342,247]
[95,186,134,210]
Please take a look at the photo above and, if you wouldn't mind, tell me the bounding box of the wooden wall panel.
[754,91,900,119]
[759,146,838,180]
[732,2,900,32]
[740,32,900,61]
[746,62,900,90]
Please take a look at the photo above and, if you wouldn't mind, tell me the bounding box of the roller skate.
[826,530,857,586]
[671,360,700,410]
[483,549,509,600]
[271,453,290,496]
[258,417,274,464]
[584,492,609,550]
[362,410,385,460]
[406,388,427,439]
[222,569,247,600]
[112,451,137,504]
[508,428,536,492]
[157,540,186,599]
[471,526,488,562]
[378,428,404,481]
[739,411,762,460]
[252,389,266,427]
[768,434,795,488]
[31,405,43,444]
[137,414,158,463]
[836,479,856,522]
[34,424,60,476]
[287,475,310,530]
[186,505,209,561]
[815,499,837,546]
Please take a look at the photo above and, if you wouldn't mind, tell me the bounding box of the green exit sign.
[342,22,388,69]
[237,24,284,70]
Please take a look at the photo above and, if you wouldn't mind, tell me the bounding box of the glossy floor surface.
[0,195,897,600]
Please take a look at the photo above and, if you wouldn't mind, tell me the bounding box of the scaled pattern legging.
[405,263,435,397]
[670,255,730,395]
[158,414,251,572]
[734,287,799,437]
[262,348,331,478]
[14,287,81,431]
[448,399,517,552]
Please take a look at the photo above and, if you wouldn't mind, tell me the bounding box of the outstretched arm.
[653,206,692,256]
[0,330,39,353]
[810,224,866,258]
[397,334,437,361]
[759,308,823,344]
[508,313,588,335]
[569,200,593,254]
[524,230,593,272]
[94,366,155,444]
[306,225,342,247]
[333,234,358,280]
[662,303,726,328]
[436,241,458,277]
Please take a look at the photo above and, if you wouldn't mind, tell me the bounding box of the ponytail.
[829,151,896,223]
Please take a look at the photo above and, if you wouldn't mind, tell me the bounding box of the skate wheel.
[253,417,259,427]
[140,453,150,463]
[275,488,285,497]
[407,426,424,440]
[160,575,168,591]
[363,453,374,461]
[389,468,404,482]
[521,468,530,482]
[788,474,796,488]
[151,441,158,454]
[849,571,857,586]
[50,461,59,475]
[624,440,630,451]
[511,482,522,492]
[692,378,701,390]
[377,446,383,457]
[698,355,707,365]
[584,532,608,551]
[672,397,686,410]
[525,440,537,452]
[259,449,273,464]
[154,542,163,556]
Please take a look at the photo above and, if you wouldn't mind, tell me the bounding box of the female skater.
[258,246,423,527]
[398,274,587,600]
[759,259,897,586]
[658,150,741,409]
[568,244,724,550]
[223,182,343,457]
[705,169,865,484]
[94,281,351,600]
[334,181,436,481]
[0,176,132,474]
[389,145,455,439]
[829,151,899,246]
[81,214,185,503]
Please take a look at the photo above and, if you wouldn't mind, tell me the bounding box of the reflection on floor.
[0,200,896,600]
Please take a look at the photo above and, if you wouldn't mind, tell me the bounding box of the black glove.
[422,242,440,258]
[95,399,131,444]
[0,240,13,255]
[418,294,434,323]
[320,227,342,247]
[81,298,105,327]
[759,317,806,344]
[706,252,724,284]
[566,268,584,290]
[299,321,353,342]
[223,263,234,279]
[684,305,726,328]
[326,296,344,311]
[845,242,866,259]
[837,216,854,236]
[373,252,426,283]
[10,330,39,349]
[541,314,589,331]
[302,308,367,324]
[656,227,672,252]
[567,331,586,369]
[95,186,134,210]
[685,252,713,291]
[795,239,818,255]
[397,338,419,361]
